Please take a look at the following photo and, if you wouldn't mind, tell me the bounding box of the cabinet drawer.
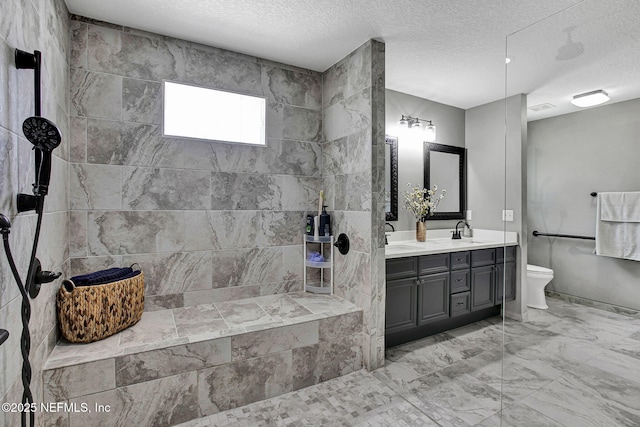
[497,246,516,263]
[419,253,450,275]
[386,257,418,281]
[450,251,470,270]
[450,292,471,317]
[471,249,496,267]
[450,269,470,294]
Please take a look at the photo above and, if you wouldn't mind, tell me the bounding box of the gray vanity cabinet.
[386,246,517,347]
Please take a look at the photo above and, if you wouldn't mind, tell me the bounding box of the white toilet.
[526,264,554,309]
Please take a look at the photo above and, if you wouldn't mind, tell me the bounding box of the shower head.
[22,116,61,197]
[22,116,61,151]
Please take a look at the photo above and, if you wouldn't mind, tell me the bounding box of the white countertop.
[385,229,518,259]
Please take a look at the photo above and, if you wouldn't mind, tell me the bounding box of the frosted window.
[163,81,266,145]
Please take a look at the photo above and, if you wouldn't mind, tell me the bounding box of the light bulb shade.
[411,120,422,128]
[425,124,436,142]
[571,90,609,107]
[398,117,408,126]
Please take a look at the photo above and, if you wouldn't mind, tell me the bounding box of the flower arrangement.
[402,183,446,222]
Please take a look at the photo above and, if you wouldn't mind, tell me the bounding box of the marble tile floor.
[44,292,359,370]
[177,296,640,426]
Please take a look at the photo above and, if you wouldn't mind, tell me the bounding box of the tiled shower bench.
[42,292,363,426]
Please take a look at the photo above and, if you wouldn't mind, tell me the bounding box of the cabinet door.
[471,265,495,311]
[417,272,450,325]
[385,277,418,334]
[496,262,516,303]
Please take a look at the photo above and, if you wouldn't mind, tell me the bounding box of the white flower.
[401,183,446,222]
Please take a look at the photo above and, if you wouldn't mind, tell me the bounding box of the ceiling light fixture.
[398,115,436,142]
[571,90,609,108]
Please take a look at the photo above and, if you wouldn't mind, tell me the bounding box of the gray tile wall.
[68,16,323,309]
[0,0,70,424]
[321,40,386,370]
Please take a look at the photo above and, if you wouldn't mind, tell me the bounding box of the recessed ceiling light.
[505,57,511,64]
[571,90,609,108]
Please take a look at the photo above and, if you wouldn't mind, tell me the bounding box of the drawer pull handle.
[456,258,464,262]
[455,279,463,283]
[456,302,465,306]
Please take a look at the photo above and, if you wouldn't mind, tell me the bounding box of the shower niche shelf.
[303,234,334,295]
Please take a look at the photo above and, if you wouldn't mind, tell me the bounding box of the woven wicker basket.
[57,272,145,343]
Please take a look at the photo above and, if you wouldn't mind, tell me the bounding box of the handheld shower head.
[22,116,61,197]
[22,116,61,151]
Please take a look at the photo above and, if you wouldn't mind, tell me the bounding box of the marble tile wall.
[0,0,70,423]
[322,40,386,370]
[68,16,324,309]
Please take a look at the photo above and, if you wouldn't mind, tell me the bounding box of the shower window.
[163,81,266,145]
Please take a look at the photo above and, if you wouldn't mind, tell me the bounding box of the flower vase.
[416,221,426,242]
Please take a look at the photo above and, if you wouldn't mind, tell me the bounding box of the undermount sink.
[387,244,422,250]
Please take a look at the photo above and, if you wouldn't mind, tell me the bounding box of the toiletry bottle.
[464,221,473,238]
[319,206,331,236]
[306,215,314,235]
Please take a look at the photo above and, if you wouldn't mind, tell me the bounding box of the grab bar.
[532,231,595,240]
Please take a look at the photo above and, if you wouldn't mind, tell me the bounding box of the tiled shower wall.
[68,16,324,310]
[322,40,386,369]
[0,0,70,424]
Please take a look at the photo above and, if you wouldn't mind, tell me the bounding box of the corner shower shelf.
[303,234,334,295]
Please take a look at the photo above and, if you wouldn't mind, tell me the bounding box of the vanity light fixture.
[398,115,436,142]
[571,89,609,108]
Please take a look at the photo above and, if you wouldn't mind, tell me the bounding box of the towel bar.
[533,231,595,240]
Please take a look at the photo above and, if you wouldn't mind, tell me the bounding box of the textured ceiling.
[64,0,640,119]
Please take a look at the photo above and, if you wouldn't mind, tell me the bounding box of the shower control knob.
[333,233,350,255]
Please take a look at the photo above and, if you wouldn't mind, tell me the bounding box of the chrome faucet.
[452,220,466,239]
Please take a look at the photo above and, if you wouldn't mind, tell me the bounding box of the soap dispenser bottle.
[463,221,473,238]
[319,206,331,236]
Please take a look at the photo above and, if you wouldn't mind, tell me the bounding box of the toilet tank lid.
[527,264,553,274]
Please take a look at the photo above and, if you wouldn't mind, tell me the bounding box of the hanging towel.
[595,192,640,261]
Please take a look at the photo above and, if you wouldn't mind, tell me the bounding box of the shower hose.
[1,197,46,427]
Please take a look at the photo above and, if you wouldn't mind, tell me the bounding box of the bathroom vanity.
[385,230,518,347]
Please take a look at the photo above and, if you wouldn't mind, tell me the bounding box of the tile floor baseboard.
[177,295,640,426]
[546,290,640,319]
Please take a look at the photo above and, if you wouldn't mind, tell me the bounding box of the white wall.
[528,98,640,310]
[466,95,528,319]
[385,89,465,231]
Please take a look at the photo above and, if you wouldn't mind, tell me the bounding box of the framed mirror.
[424,142,466,220]
[385,135,398,221]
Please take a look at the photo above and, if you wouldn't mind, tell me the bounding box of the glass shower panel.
[502,1,640,425]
